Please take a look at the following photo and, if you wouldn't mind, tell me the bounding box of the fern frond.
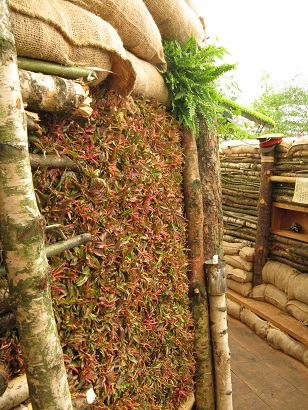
[163,37,236,136]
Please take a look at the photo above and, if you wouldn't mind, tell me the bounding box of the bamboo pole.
[17,57,101,82]
[270,176,297,183]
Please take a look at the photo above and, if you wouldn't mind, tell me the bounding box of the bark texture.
[0,374,28,410]
[18,68,92,116]
[205,262,233,410]
[0,2,72,408]
[182,128,214,409]
[253,153,275,286]
[197,117,224,259]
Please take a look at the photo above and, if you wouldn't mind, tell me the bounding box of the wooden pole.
[205,258,233,410]
[182,128,214,409]
[253,153,275,286]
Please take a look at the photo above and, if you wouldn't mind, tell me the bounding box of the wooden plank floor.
[228,315,308,410]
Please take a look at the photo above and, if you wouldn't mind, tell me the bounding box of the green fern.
[163,37,236,135]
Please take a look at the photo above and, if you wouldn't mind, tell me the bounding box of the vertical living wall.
[1,90,195,409]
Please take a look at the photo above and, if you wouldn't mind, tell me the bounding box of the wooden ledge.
[227,289,308,347]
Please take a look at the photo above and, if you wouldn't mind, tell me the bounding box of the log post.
[182,128,214,409]
[253,134,283,286]
[253,152,275,286]
[205,257,232,410]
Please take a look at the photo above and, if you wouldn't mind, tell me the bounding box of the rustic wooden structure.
[221,136,308,368]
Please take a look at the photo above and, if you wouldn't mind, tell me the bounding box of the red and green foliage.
[1,91,194,408]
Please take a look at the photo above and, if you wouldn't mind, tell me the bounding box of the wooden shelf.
[227,289,308,347]
[271,229,308,242]
[271,202,308,243]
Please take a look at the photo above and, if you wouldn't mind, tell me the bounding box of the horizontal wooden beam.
[227,289,308,347]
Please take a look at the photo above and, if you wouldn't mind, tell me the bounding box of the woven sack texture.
[223,241,245,255]
[143,0,205,47]
[262,260,300,294]
[184,0,206,30]
[250,283,288,310]
[239,246,255,262]
[227,279,252,297]
[240,308,269,339]
[226,298,242,320]
[66,0,166,68]
[126,52,170,108]
[227,268,253,283]
[267,327,308,366]
[224,254,253,272]
[288,273,308,305]
[10,0,136,93]
[286,300,308,325]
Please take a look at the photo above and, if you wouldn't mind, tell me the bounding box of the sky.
[194,0,308,105]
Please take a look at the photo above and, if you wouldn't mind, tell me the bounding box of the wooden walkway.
[228,315,308,410]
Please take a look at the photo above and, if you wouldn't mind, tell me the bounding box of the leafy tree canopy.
[252,73,308,137]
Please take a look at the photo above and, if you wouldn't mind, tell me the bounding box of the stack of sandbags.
[143,0,206,47]
[9,0,172,105]
[220,140,261,246]
[66,0,166,68]
[250,260,308,325]
[227,299,308,367]
[64,0,171,105]
[10,0,136,92]
[287,273,308,325]
[224,241,255,297]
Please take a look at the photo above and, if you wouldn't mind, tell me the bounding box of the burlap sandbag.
[126,52,170,108]
[276,137,296,153]
[286,135,308,157]
[239,246,255,262]
[223,241,245,255]
[226,298,242,320]
[286,300,308,325]
[227,279,252,297]
[143,0,205,47]
[288,273,308,305]
[225,264,233,274]
[220,140,259,155]
[66,0,166,68]
[262,260,300,294]
[249,283,288,310]
[240,308,269,339]
[267,326,308,367]
[184,0,206,30]
[228,268,253,284]
[10,0,136,93]
[224,255,253,272]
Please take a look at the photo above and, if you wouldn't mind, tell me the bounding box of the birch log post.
[0,2,72,408]
[205,258,233,410]
[18,69,92,117]
[253,152,275,286]
[0,374,29,410]
[182,128,214,409]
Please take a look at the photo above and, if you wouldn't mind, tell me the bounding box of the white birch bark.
[0,1,72,408]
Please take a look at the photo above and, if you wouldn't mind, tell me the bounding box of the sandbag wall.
[221,137,308,327]
[220,140,259,295]
[270,136,308,273]
[9,0,206,107]
[220,139,261,247]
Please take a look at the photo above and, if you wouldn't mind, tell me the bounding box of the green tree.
[252,74,308,137]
